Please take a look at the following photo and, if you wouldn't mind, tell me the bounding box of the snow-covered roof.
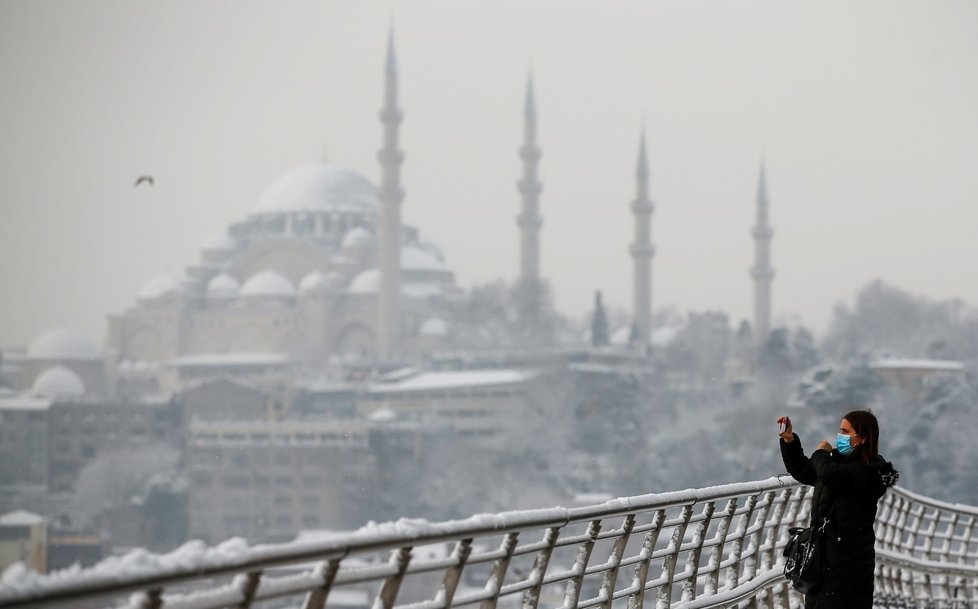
[419,318,449,337]
[26,328,100,361]
[369,407,398,422]
[138,273,184,300]
[32,365,85,397]
[200,230,236,253]
[253,163,378,215]
[240,270,295,299]
[368,369,535,394]
[341,227,373,249]
[870,358,964,372]
[0,510,46,526]
[206,272,240,299]
[0,396,51,411]
[610,326,632,346]
[402,244,446,272]
[169,352,290,368]
[651,325,681,347]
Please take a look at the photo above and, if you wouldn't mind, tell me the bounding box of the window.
[223,476,250,489]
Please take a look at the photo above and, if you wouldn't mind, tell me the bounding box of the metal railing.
[1,476,977,609]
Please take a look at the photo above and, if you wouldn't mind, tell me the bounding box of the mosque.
[13,33,776,399]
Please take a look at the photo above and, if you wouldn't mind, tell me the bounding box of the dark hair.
[843,409,879,464]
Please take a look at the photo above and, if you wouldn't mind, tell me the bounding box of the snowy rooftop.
[870,358,964,371]
[0,396,52,411]
[0,510,46,526]
[169,352,290,368]
[368,369,536,394]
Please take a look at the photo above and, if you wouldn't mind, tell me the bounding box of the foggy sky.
[2,0,977,349]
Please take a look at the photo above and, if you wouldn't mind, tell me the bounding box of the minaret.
[751,161,775,346]
[377,30,404,359]
[516,72,543,326]
[630,130,655,347]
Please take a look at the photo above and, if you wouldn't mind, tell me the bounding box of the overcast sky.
[2,0,977,349]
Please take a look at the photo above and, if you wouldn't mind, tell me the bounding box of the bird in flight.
[134,175,155,188]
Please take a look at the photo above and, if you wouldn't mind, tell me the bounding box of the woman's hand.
[777,416,793,442]
[816,439,832,452]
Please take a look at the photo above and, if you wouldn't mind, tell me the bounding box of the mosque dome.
[348,269,379,294]
[26,328,100,361]
[240,270,296,298]
[341,227,373,250]
[206,272,240,299]
[201,230,236,253]
[298,271,330,295]
[32,365,85,397]
[139,273,184,300]
[254,164,378,215]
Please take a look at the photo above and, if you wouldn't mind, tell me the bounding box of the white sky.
[2,0,977,349]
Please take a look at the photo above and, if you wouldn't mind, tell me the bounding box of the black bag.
[783,516,829,594]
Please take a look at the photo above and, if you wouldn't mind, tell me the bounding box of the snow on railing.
[1,476,977,609]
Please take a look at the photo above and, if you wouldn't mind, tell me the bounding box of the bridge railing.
[1,476,977,609]
[875,483,978,607]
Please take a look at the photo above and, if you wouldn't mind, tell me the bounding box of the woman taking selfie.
[777,410,899,608]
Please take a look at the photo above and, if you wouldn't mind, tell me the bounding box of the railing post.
[522,526,562,609]
[725,494,758,590]
[233,571,262,609]
[680,501,715,603]
[655,504,694,609]
[301,559,341,609]
[128,589,163,609]
[373,547,413,609]
[436,538,474,609]
[704,498,737,597]
[626,509,667,609]
[598,514,636,609]
[481,532,520,609]
[562,520,602,609]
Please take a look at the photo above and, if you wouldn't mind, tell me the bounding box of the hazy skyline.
[2,0,977,349]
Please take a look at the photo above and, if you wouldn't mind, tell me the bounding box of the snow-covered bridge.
[1,475,976,608]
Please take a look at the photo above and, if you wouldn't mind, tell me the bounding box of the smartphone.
[778,416,790,434]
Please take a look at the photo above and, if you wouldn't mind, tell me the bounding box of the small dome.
[32,365,85,397]
[27,328,100,360]
[139,273,184,300]
[254,164,378,215]
[240,270,296,298]
[206,272,240,299]
[402,245,446,272]
[419,318,448,337]
[651,326,681,348]
[298,271,329,295]
[348,269,379,294]
[201,230,236,252]
[341,227,373,250]
[610,326,632,346]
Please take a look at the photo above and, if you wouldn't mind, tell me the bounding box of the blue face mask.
[836,432,856,455]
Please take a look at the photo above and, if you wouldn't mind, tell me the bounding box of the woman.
[777,410,899,608]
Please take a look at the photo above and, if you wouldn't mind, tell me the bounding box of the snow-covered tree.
[71,443,181,529]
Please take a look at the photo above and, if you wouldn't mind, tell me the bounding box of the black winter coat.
[780,434,898,609]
